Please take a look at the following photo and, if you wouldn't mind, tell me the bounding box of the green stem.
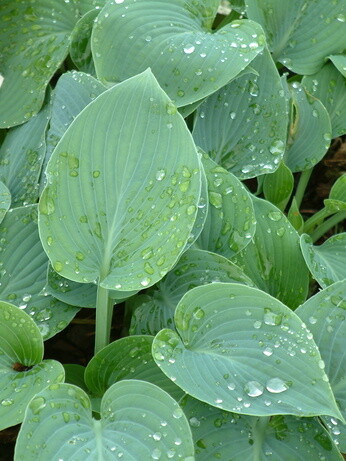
[95,284,113,354]
[310,210,346,243]
[303,207,332,234]
[252,416,270,461]
[294,168,313,209]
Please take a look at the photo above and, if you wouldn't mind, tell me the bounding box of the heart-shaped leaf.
[15,381,194,460]
[231,196,309,308]
[192,48,288,178]
[0,0,80,128]
[129,248,254,336]
[300,233,346,288]
[0,101,50,207]
[39,69,202,291]
[285,83,332,173]
[195,154,256,257]
[85,336,185,401]
[296,281,346,452]
[303,62,346,138]
[0,181,10,224]
[246,0,346,75]
[92,0,265,107]
[181,395,342,460]
[153,283,341,419]
[0,301,64,430]
[69,9,98,75]
[0,205,79,339]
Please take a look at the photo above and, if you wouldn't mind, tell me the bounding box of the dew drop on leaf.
[266,377,290,393]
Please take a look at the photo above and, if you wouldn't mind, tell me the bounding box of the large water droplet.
[244,381,264,397]
[266,377,290,393]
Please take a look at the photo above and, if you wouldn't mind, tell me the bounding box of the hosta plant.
[0,0,346,459]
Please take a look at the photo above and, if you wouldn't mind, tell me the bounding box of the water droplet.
[155,169,166,181]
[151,448,161,460]
[1,398,14,406]
[270,140,285,155]
[268,211,282,221]
[263,347,273,356]
[53,261,64,272]
[140,277,151,287]
[244,381,264,397]
[183,44,195,54]
[193,307,205,320]
[336,13,345,22]
[266,377,290,393]
[177,90,185,97]
[209,191,222,208]
[30,396,46,414]
[76,252,85,261]
[166,102,177,115]
[189,417,200,427]
[172,408,183,419]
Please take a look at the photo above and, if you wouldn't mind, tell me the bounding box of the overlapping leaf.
[296,281,346,452]
[231,196,309,308]
[285,83,332,172]
[303,62,346,138]
[153,283,341,419]
[0,302,64,430]
[194,154,256,257]
[129,248,253,336]
[0,0,80,127]
[0,102,50,207]
[263,161,294,211]
[0,206,79,339]
[181,395,342,460]
[246,0,346,74]
[92,0,265,107]
[300,233,346,288]
[39,70,202,291]
[192,48,288,179]
[85,336,185,401]
[330,54,346,78]
[15,381,194,461]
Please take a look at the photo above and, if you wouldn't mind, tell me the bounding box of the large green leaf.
[0,0,80,128]
[129,248,254,336]
[300,233,346,288]
[0,301,64,430]
[84,336,185,401]
[92,0,265,107]
[245,0,346,75]
[39,70,202,291]
[0,102,50,207]
[231,196,309,308]
[192,48,288,178]
[296,281,346,452]
[0,181,10,224]
[0,205,79,339]
[285,82,332,173]
[303,62,346,138]
[195,154,256,257]
[15,381,194,461]
[153,283,341,419]
[181,395,342,460]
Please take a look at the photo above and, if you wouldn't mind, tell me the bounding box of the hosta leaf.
[42,70,106,183]
[245,0,346,75]
[296,281,346,452]
[0,102,50,207]
[92,0,265,107]
[263,161,294,211]
[129,248,254,336]
[0,301,64,430]
[196,154,256,257]
[15,381,194,461]
[0,181,10,224]
[45,264,97,308]
[285,83,332,172]
[300,233,346,288]
[153,283,341,419]
[181,395,342,460]
[0,206,79,339]
[324,174,346,213]
[303,62,346,138]
[69,9,98,75]
[231,196,309,308]
[85,336,184,401]
[330,54,346,78]
[192,48,288,179]
[0,0,80,128]
[39,69,201,291]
